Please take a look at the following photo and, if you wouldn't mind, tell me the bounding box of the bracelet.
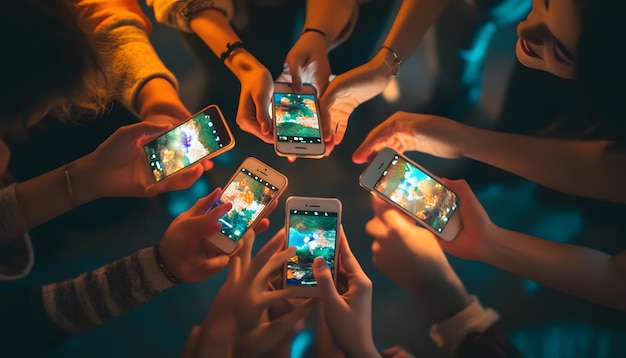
[153,242,180,284]
[301,28,329,42]
[219,41,244,62]
[381,45,401,77]
[64,165,77,207]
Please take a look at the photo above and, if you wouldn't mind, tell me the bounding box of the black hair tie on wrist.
[220,41,244,62]
[301,28,329,42]
[154,242,180,284]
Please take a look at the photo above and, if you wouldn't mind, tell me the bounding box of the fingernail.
[314,257,328,269]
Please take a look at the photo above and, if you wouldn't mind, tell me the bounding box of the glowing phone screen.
[274,93,322,144]
[216,168,280,242]
[286,210,338,286]
[143,107,229,182]
[374,155,459,232]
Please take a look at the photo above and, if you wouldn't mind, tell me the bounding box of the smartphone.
[359,147,462,241]
[143,104,235,182]
[272,82,325,158]
[206,157,288,254]
[284,196,341,297]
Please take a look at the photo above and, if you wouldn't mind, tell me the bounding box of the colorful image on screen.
[374,156,458,232]
[144,111,224,182]
[216,168,279,242]
[286,210,337,286]
[274,93,322,144]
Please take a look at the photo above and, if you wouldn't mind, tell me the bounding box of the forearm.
[135,77,190,121]
[41,246,174,334]
[410,268,473,324]
[456,127,626,203]
[484,226,626,311]
[189,9,263,79]
[303,0,357,50]
[382,0,451,60]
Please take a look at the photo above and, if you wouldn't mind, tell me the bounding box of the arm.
[459,132,626,203]
[353,112,626,203]
[0,246,174,356]
[76,0,189,123]
[280,0,358,95]
[366,198,522,357]
[439,179,626,311]
[319,0,451,151]
[480,227,626,311]
[0,189,232,355]
[12,121,212,233]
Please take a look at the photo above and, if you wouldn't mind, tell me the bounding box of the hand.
[365,196,455,295]
[313,226,380,358]
[436,179,500,262]
[280,32,332,96]
[72,121,213,202]
[191,229,314,358]
[381,346,415,358]
[158,188,232,283]
[366,193,475,323]
[320,52,392,154]
[234,59,275,143]
[352,112,468,164]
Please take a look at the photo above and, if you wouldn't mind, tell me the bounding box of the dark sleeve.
[455,321,524,358]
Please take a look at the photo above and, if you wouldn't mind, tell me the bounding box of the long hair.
[547,0,626,142]
[0,0,109,128]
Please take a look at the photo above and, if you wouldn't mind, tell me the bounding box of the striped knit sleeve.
[41,246,174,334]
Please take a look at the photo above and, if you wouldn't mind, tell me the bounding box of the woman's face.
[516,0,581,79]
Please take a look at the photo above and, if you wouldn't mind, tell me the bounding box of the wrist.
[66,158,99,206]
[154,242,181,284]
[410,267,473,323]
[224,49,264,78]
[136,78,189,121]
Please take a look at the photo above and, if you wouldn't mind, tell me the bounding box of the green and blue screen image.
[374,155,458,232]
[144,109,225,182]
[286,210,337,286]
[216,168,279,242]
[274,93,322,144]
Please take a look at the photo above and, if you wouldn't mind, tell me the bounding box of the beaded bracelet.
[219,41,244,62]
[301,28,329,42]
[153,242,180,284]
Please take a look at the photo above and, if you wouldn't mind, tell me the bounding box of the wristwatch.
[381,45,401,77]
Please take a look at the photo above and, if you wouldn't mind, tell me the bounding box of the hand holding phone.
[272,82,325,159]
[359,147,462,241]
[143,104,235,182]
[284,196,341,297]
[206,157,288,254]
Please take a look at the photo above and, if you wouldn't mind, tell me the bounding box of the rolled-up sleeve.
[75,0,179,115]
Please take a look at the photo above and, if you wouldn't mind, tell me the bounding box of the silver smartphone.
[283,196,341,297]
[272,82,325,158]
[206,157,288,254]
[143,104,235,182]
[359,147,462,241]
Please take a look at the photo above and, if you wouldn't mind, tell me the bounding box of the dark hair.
[565,0,626,141]
[0,0,108,127]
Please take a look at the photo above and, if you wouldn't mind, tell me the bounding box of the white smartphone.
[283,196,341,297]
[143,104,235,182]
[272,82,325,158]
[207,157,288,254]
[359,147,462,241]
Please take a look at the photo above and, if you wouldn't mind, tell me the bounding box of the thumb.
[286,63,303,93]
[312,257,340,302]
